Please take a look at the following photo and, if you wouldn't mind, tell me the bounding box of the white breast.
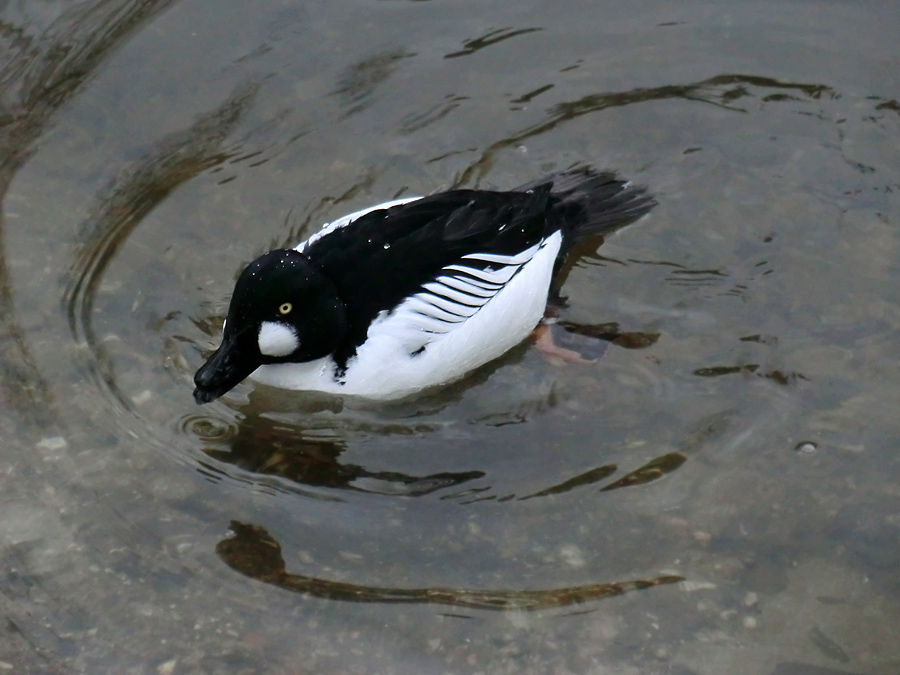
[250,230,562,400]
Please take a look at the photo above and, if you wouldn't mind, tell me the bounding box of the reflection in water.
[445,27,543,60]
[556,321,660,351]
[0,241,51,428]
[400,94,469,134]
[188,401,694,503]
[0,0,176,426]
[519,464,618,500]
[331,48,415,117]
[510,83,555,106]
[451,73,838,186]
[656,256,773,300]
[64,83,260,409]
[188,411,484,497]
[693,363,808,385]
[445,450,687,505]
[600,452,687,492]
[217,521,683,611]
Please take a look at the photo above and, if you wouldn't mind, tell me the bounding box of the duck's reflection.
[216,520,683,611]
[190,404,686,501]
[192,407,484,497]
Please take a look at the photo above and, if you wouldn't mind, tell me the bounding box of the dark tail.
[516,168,655,306]
[516,168,656,243]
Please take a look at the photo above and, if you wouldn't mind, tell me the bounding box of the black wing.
[302,185,557,367]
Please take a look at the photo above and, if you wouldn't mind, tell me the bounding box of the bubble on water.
[794,441,818,455]
[180,414,236,442]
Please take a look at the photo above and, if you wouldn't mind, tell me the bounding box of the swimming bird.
[193,168,655,404]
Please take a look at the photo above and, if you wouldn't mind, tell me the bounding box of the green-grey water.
[1,1,899,673]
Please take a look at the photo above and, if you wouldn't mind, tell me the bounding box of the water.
[1,1,899,673]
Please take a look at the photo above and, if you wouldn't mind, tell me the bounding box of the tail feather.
[516,168,656,242]
[516,168,655,305]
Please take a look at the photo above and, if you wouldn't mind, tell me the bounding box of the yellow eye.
[278,302,292,315]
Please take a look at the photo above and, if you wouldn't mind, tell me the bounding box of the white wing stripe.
[460,243,540,266]
[434,275,498,298]
[422,281,491,307]
[444,263,520,286]
[408,297,470,323]
[442,273,505,291]
[415,292,482,318]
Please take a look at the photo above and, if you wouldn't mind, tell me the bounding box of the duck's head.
[193,249,347,404]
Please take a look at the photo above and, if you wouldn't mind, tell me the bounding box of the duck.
[193,168,655,404]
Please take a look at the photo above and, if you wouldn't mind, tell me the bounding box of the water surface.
[1,1,899,673]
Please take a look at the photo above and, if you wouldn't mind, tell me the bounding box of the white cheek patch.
[258,321,299,357]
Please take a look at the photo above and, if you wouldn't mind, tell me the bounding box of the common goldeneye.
[193,168,654,403]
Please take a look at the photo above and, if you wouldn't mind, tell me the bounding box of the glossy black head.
[193,249,347,404]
